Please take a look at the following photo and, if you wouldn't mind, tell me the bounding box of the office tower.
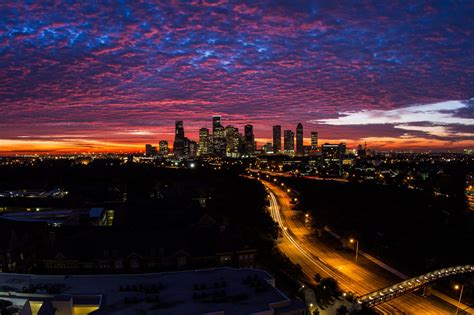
[159,140,169,155]
[183,137,189,157]
[213,124,226,157]
[243,124,256,156]
[173,120,185,157]
[145,144,153,157]
[283,130,294,156]
[145,144,157,156]
[198,128,210,156]
[296,123,303,156]
[212,116,221,134]
[310,132,318,151]
[273,125,281,154]
[225,125,241,158]
[188,140,198,157]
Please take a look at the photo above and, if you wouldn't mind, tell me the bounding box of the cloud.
[0,1,473,153]
[313,100,474,126]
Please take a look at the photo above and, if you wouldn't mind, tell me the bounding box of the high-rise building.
[311,132,318,151]
[173,120,185,157]
[159,140,169,155]
[296,123,303,156]
[213,124,226,157]
[283,130,294,156]
[198,128,210,156]
[243,125,256,156]
[273,125,281,154]
[145,144,157,157]
[212,116,221,134]
[225,125,241,158]
[188,140,198,157]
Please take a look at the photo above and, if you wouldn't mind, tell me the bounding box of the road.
[263,180,461,314]
[248,168,349,183]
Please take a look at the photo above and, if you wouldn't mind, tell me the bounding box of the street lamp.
[454,284,464,315]
[350,238,359,263]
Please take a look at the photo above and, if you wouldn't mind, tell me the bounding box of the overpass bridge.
[357,265,474,307]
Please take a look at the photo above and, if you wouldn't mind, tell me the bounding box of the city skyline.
[1,1,473,154]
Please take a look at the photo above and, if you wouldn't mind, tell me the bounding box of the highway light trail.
[261,181,449,314]
[267,186,342,281]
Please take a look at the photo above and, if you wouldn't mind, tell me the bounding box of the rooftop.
[0,268,304,315]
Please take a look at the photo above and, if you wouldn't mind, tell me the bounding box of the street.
[263,179,462,314]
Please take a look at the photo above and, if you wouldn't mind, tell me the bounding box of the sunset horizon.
[1,1,473,154]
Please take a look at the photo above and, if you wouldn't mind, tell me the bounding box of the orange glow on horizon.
[0,135,472,155]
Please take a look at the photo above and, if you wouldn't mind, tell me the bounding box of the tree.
[336,305,348,315]
[314,277,341,306]
[313,273,322,282]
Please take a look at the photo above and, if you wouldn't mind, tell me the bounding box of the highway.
[263,179,460,314]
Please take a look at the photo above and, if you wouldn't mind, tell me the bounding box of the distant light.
[190,163,195,168]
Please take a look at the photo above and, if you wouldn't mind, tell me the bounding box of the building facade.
[283,130,294,156]
[272,125,281,154]
[296,123,303,156]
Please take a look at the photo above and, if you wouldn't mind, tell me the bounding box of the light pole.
[350,238,359,263]
[454,284,464,315]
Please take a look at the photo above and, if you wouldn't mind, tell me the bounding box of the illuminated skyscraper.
[173,120,185,157]
[243,124,256,156]
[311,132,318,151]
[213,124,226,157]
[159,140,169,155]
[296,123,303,156]
[188,140,198,157]
[198,128,210,156]
[273,125,281,154]
[284,130,294,156]
[225,125,241,158]
[212,116,221,134]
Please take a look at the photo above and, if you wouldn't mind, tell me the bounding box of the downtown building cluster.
[146,116,323,159]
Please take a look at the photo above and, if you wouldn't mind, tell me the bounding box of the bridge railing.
[357,265,474,306]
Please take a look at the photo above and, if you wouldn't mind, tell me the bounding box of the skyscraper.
[213,124,226,157]
[311,132,318,151]
[145,144,157,157]
[212,116,221,134]
[173,120,185,157]
[159,140,169,155]
[225,125,241,158]
[188,140,198,157]
[243,124,256,156]
[284,130,294,156]
[198,128,210,156]
[296,123,303,156]
[273,125,281,154]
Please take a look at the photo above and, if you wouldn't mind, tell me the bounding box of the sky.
[0,0,473,154]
